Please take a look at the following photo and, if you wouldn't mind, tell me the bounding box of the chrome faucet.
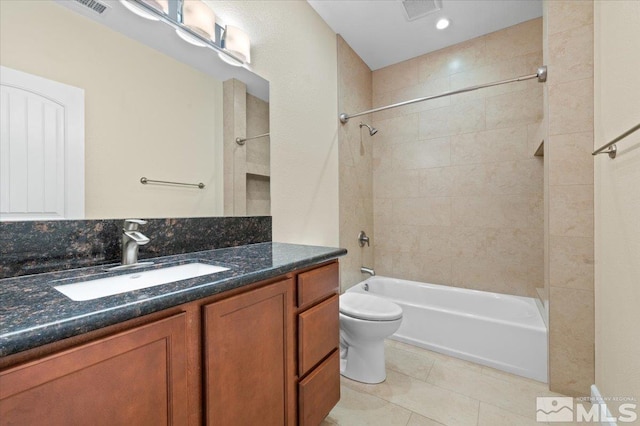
[121,219,150,266]
[361,266,375,277]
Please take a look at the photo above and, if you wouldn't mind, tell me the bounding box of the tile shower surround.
[0,216,271,279]
[337,34,375,292]
[370,18,544,298]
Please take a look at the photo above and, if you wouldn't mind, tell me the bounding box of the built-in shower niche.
[223,78,270,216]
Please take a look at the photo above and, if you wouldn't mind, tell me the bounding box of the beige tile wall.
[371,19,544,298]
[544,0,595,397]
[337,35,375,291]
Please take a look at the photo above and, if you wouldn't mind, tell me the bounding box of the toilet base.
[340,337,387,384]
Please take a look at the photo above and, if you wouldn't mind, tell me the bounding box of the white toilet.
[339,292,403,384]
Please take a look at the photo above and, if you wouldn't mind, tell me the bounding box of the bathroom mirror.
[0,0,270,220]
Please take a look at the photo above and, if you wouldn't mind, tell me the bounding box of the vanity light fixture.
[436,18,450,30]
[119,0,167,20]
[175,29,208,47]
[219,25,251,66]
[144,0,168,14]
[182,0,216,40]
[119,0,250,66]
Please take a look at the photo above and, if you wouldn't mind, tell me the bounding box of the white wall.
[208,1,340,246]
[594,0,640,405]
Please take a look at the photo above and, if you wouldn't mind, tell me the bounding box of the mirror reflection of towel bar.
[235,132,270,145]
[140,177,205,189]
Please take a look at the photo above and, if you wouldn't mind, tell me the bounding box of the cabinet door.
[0,313,188,426]
[203,279,293,426]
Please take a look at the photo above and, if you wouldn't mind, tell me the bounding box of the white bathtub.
[347,276,548,382]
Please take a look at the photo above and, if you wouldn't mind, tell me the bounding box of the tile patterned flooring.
[323,340,584,426]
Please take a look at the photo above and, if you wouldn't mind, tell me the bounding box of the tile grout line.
[376,366,486,409]
[403,412,412,426]
[417,361,548,422]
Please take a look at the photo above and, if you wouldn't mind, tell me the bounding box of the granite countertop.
[0,242,346,358]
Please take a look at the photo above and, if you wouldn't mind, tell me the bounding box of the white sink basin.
[54,263,229,301]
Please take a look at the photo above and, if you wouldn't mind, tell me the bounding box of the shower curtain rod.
[339,66,547,123]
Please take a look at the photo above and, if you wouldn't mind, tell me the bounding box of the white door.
[0,66,84,220]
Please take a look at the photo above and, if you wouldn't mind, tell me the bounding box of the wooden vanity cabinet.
[0,261,341,426]
[0,313,188,426]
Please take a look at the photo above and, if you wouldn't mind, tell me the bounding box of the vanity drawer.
[297,262,339,308]
[298,350,340,426]
[298,294,339,376]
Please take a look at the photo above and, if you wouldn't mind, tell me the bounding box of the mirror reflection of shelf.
[246,162,270,178]
[246,174,270,216]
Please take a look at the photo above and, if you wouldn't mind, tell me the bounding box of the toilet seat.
[339,293,403,321]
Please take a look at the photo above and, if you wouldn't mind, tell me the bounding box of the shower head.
[359,122,378,136]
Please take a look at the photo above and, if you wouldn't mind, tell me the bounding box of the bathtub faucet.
[361,266,375,277]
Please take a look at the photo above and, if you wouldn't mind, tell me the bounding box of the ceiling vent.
[400,0,442,21]
[72,0,110,15]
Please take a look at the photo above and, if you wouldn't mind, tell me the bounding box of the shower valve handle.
[358,231,370,247]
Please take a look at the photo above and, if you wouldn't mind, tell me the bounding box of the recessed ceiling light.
[436,18,450,30]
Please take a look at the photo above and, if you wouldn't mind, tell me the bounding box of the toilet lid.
[339,293,403,321]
